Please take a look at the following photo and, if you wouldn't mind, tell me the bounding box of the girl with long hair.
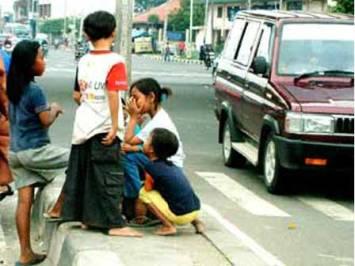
[7,40,68,265]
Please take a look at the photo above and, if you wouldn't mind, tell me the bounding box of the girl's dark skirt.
[61,134,125,229]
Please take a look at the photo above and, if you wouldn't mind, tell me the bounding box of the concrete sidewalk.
[32,176,269,266]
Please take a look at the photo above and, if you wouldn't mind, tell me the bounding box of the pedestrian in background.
[164,41,171,62]
[135,128,204,236]
[7,40,68,265]
[0,53,13,202]
[0,49,11,74]
[123,78,186,217]
[178,41,185,57]
[46,11,142,237]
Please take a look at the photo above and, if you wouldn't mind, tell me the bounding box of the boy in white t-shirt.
[47,11,141,237]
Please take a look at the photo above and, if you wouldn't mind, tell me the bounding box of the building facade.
[37,0,115,19]
[201,0,328,46]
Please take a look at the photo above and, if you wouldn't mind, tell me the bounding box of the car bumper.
[274,136,354,171]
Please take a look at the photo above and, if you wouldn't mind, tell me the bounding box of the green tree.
[169,0,205,32]
[332,0,354,13]
[148,14,160,24]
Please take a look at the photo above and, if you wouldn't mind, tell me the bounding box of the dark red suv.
[213,10,354,193]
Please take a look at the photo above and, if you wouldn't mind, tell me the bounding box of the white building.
[196,0,329,48]
[38,0,115,19]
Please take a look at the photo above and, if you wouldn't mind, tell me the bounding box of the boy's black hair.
[150,128,179,160]
[83,11,116,42]
[7,40,40,104]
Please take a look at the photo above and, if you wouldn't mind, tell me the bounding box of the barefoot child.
[47,11,141,237]
[136,128,204,236]
[7,40,69,265]
[123,78,185,211]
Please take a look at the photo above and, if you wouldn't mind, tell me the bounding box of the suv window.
[249,23,275,76]
[235,21,260,66]
[255,23,274,64]
[278,23,354,75]
[223,19,246,60]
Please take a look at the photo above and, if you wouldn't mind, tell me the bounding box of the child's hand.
[127,97,142,117]
[50,102,63,117]
[102,128,117,146]
[144,172,154,191]
[121,143,133,152]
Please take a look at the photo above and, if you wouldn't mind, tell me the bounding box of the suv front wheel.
[263,133,287,194]
[222,120,246,167]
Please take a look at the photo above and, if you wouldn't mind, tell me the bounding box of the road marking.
[0,215,5,249]
[133,71,211,77]
[46,67,74,73]
[196,172,290,217]
[203,204,285,266]
[318,253,354,263]
[45,68,211,78]
[298,196,354,221]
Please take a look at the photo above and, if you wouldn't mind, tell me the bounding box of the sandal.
[128,216,161,227]
[0,185,14,202]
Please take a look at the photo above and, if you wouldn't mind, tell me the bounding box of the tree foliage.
[148,14,160,24]
[168,0,205,32]
[332,0,354,13]
[39,18,81,37]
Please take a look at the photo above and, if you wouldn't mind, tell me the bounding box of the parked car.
[213,10,354,194]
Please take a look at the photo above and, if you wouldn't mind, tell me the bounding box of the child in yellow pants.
[135,128,204,236]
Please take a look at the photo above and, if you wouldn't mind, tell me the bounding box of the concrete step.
[32,177,229,266]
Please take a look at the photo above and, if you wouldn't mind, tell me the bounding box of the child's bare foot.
[18,252,46,265]
[155,225,177,236]
[108,227,143,237]
[45,208,61,219]
[80,223,89,230]
[192,219,205,234]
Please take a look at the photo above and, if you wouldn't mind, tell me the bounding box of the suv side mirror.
[252,56,268,76]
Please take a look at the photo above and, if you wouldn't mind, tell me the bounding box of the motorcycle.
[204,50,215,70]
[75,41,89,60]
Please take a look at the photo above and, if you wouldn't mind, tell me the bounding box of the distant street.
[0,48,353,266]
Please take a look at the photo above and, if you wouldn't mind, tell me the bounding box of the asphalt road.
[0,49,353,266]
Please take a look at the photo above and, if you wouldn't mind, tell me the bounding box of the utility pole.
[114,0,133,86]
[210,0,214,46]
[189,0,193,44]
[63,0,67,40]
[204,0,209,43]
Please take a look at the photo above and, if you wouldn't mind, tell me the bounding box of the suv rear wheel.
[222,120,246,167]
[263,133,287,194]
